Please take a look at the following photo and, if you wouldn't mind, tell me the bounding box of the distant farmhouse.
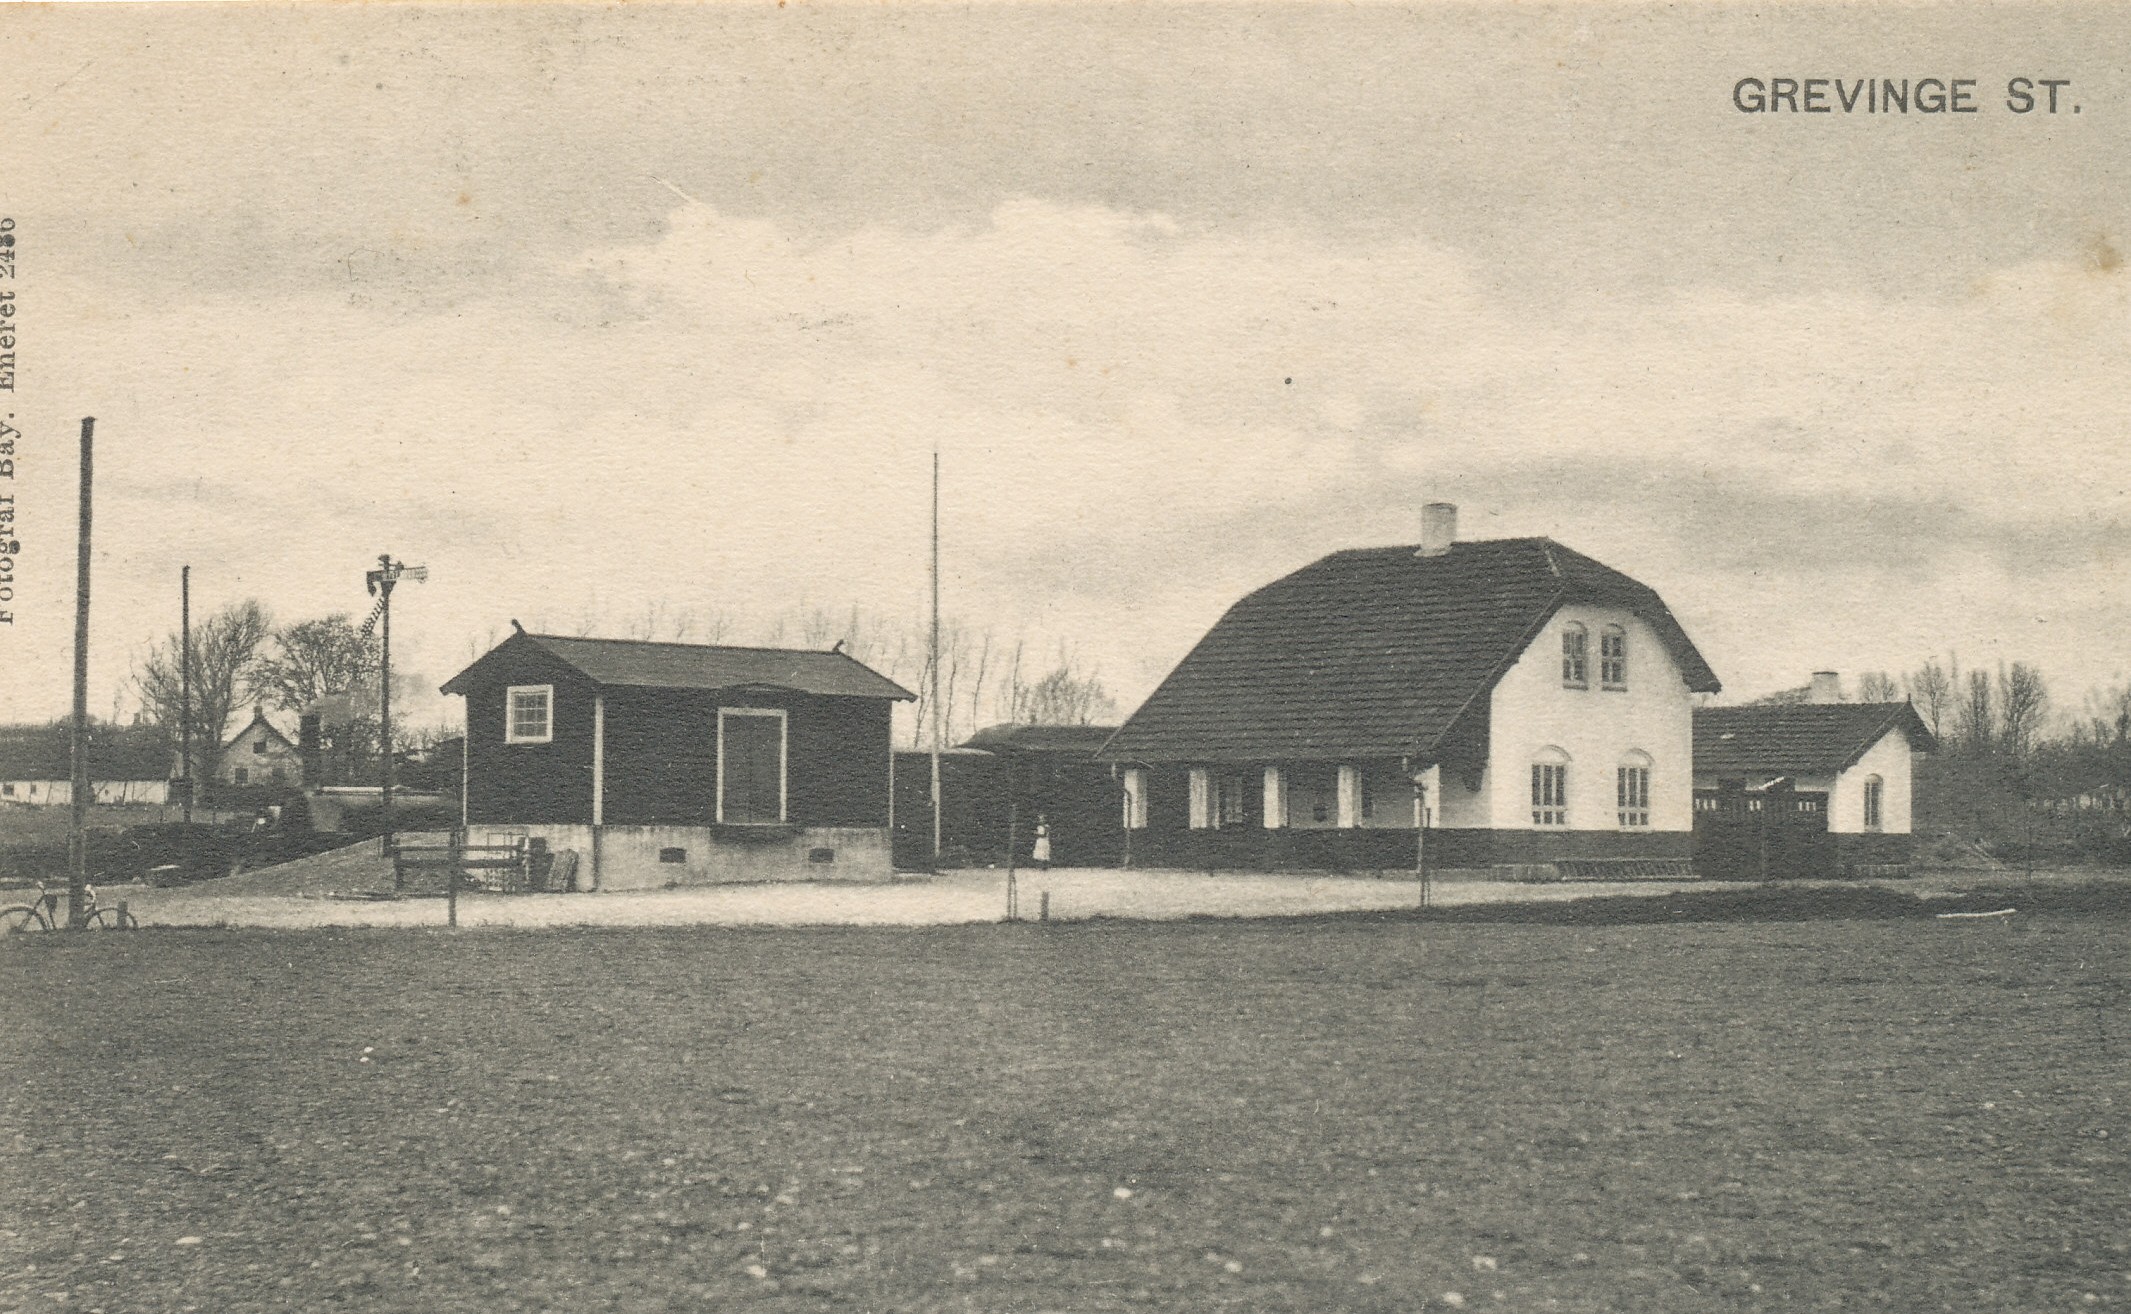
[220,705,304,788]
[0,722,174,806]
[442,628,913,888]
[1097,504,1721,880]
[1692,675,1937,877]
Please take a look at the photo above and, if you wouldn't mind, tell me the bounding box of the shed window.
[1863,774,1884,831]
[506,685,554,744]
[1617,752,1651,828]
[1561,624,1589,688]
[1531,749,1569,826]
[718,709,787,825]
[1601,626,1628,689]
[1121,768,1148,830]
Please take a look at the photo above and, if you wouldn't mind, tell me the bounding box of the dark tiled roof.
[960,724,1119,755]
[1693,702,1937,777]
[442,632,914,701]
[0,725,172,781]
[222,710,298,752]
[1099,537,1719,764]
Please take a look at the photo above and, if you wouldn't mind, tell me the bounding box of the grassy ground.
[4,904,2128,1313]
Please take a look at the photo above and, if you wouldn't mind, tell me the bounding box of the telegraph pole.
[67,419,94,930]
[180,564,192,824]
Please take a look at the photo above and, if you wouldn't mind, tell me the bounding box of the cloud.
[8,194,2131,727]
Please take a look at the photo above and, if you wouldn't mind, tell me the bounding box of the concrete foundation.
[471,824,893,890]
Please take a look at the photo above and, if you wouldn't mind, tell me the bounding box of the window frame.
[1561,623,1590,689]
[1616,759,1651,829]
[1600,625,1628,690]
[1862,774,1884,831]
[504,684,555,745]
[716,707,789,826]
[1531,756,1569,827]
[1213,772,1247,829]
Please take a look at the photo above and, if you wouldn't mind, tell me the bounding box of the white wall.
[1829,727,1915,834]
[0,780,172,806]
[1485,606,1696,832]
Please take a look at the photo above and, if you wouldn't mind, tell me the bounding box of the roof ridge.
[528,632,853,658]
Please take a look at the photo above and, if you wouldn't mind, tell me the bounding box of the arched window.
[1863,774,1884,831]
[1617,749,1652,828]
[1601,625,1628,689]
[1531,746,1570,827]
[1561,623,1589,688]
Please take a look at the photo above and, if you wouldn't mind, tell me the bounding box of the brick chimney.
[1808,671,1843,704]
[1418,502,1458,557]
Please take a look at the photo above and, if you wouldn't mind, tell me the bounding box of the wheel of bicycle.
[1,905,51,934]
[85,907,139,931]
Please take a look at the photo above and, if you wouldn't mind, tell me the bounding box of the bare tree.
[254,615,380,713]
[1957,667,1995,757]
[1905,659,1953,740]
[1996,661,2050,761]
[1856,671,1901,702]
[133,599,271,784]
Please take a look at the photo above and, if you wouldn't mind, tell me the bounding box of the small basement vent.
[658,847,688,864]
[807,847,836,864]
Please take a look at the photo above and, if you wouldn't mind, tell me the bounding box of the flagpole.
[930,449,943,862]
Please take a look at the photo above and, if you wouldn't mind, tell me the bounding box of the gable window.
[717,708,787,825]
[1617,751,1652,828]
[1863,774,1884,831]
[1601,626,1628,689]
[506,685,554,744]
[253,738,269,755]
[233,767,250,785]
[1561,623,1589,688]
[1531,748,1569,827]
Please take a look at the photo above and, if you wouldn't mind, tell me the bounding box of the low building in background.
[220,705,304,789]
[0,722,175,807]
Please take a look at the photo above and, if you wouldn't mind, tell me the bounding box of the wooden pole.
[379,554,396,871]
[180,564,192,824]
[67,418,94,931]
[929,450,942,863]
[1005,793,1018,922]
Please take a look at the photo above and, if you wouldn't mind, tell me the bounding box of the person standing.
[1031,814,1052,870]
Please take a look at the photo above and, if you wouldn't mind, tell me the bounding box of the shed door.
[721,713,784,824]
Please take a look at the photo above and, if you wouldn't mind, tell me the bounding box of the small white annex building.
[1692,673,1937,871]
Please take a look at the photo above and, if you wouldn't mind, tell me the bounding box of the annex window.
[1213,773,1247,828]
[1863,774,1884,831]
[506,685,554,744]
[1561,623,1589,688]
[1531,748,1569,827]
[1617,751,1652,828]
[1601,625,1628,689]
[717,708,787,825]
[1121,768,1149,830]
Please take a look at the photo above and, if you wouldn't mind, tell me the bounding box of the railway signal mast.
[364,556,426,861]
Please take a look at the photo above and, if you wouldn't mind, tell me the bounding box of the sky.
[0,3,2127,738]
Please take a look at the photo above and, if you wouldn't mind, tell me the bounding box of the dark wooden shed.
[441,630,913,888]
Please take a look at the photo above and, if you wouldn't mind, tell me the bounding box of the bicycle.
[1,883,140,933]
